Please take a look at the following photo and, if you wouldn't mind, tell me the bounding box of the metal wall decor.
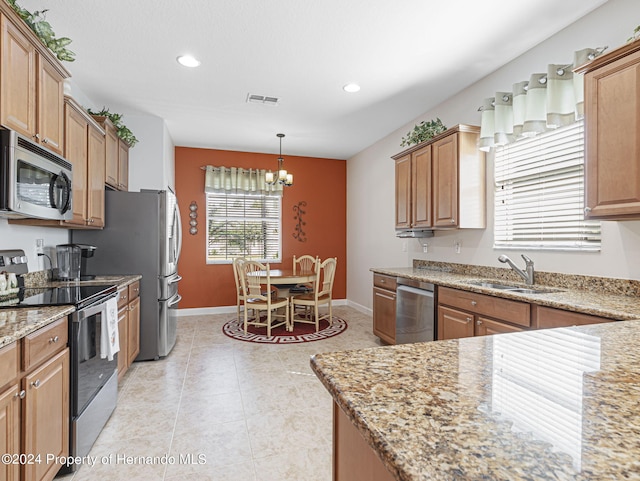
[189,201,198,235]
[292,201,307,242]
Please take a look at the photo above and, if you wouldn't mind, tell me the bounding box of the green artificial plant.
[88,108,139,147]
[6,0,75,62]
[400,118,447,147]
[629,25,640,43]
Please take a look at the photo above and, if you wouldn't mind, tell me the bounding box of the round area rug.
[222,316,347,344]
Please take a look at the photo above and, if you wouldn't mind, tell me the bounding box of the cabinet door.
[37,55,64,154]
[373,287,396,344]
[0,14,36,137]
[432,133,458,227]
[104,122,119,189]
[411,145,432,228]
[117,307,128,381]
[64,102,89,226]
[87,123,106,227]
[22,348,69,481]
[0,384,20,481]
[437,305,473,340]
[394,155,411,229]
[118,140,129,191]
[127,297,140,365]
[584,48,640,219]
[475,316,523,336]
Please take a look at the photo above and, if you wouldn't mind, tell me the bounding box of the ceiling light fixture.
[265,133,293,187]
[343,83,361,93]
[176,55,201,68]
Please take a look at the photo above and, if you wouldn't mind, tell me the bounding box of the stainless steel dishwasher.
[395,277,435,343]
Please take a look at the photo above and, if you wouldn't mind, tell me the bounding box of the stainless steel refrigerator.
[73,189,182,360]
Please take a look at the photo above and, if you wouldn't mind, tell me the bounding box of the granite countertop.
[0,274,142,349]
[311,320,640,481]
[372,265,640,320]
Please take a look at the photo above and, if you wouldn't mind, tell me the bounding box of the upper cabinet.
[393,124,485,231]
[92,116,130,191]
[0,10,69,155]
[577,39,640,220]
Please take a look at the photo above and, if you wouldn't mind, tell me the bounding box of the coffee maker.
[55,244,97,281]
[56,244,81,281]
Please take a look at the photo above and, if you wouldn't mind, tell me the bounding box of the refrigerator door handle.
[174,202,183,266]
[168,294,182,307]
[168,274,182,284]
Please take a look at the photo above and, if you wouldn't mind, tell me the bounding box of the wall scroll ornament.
[189,201,198,235]
[292,201,307,242]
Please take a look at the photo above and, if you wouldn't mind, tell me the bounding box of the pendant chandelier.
[265,133,293,186]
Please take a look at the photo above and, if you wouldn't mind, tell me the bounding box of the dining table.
[247,268,315,298]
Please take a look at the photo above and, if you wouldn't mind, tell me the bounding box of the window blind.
[206,192,281,263]
[494,120,601,251]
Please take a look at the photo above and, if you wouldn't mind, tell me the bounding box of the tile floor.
[57,305,382,481]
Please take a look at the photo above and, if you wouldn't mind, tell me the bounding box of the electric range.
[0,284,119,309]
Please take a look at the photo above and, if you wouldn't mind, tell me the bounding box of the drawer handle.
[471,301,477,306]
[14,390,25,399]
[121,295,127,301]
[49,335,59,344]
[31,380,40,389]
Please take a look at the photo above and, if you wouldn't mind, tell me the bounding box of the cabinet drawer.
[128,281,140,301]
[0,342,19,388]
[117,286,129,309]
[22,317,68,371]
[533,305,614,329]
[373,274,397,291]
[439,287,530,327]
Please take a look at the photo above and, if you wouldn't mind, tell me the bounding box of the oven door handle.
[76,293,117,322]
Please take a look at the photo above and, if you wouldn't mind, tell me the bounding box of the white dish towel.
[100,297,120,361]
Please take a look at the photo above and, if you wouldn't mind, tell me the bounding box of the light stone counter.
[311,320,640,480]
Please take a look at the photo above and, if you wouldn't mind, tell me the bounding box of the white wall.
[347,0,640,310]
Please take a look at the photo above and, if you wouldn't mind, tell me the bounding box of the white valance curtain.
[204,166,283,196]
[478,47,606,152]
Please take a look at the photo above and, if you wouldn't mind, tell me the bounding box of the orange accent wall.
[174,146,346,309]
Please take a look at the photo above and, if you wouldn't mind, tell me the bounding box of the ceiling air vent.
[247,94,279,106]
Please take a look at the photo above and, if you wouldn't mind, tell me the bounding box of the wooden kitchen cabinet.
[333,403,395,481]
[64,98,106,228]
[0,318,70,481]
[577,39,640,220]
[372,274,396,344]
[117,281,141,381]
[93,115,130,191]
[0,11,68,155]
[437,286,530,340]
[533,305,614,329]
[392,125,485,231]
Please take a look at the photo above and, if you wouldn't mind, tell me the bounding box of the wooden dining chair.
[290,257,337,332]
[232,257,247,319]
[240,260,290,336]
[289,254,319,295]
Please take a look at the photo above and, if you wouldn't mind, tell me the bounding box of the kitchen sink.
[465,280,562,294]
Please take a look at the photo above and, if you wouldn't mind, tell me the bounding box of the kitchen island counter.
[312,320,640,480]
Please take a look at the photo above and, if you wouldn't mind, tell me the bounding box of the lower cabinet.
[372,274,396,344]
[0,318,69,481]
[438,286,530,340]
[117,281,140,381]
[533,305,614,329]
[333,402,395,481]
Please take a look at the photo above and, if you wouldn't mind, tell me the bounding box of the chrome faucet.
[498,254,535,285]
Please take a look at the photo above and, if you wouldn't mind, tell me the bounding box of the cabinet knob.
[33,133,40,140]
[31,380,41,389]
[584,207,592,214]
[466,317,472,323]
[476,320,482,326]
[42,138,49,144]
[471,301,477,306]
[49,335,59,344]
[14,390,26,399]
[451,219,455,224]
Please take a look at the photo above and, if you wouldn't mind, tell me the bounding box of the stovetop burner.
[0,284,118,309]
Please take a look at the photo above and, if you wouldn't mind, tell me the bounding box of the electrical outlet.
[454,240,461,254]
[35,238,44,255]
[423,243,429,253]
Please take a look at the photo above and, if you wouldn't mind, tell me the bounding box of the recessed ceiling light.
[343,83,361,93]
[177,55,201,68]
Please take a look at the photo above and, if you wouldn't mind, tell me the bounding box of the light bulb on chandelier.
[266,133,293,186]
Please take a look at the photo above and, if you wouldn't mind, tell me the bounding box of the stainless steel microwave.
[0,129,73,220]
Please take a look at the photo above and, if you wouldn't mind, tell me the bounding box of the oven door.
[71,295,118,416]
